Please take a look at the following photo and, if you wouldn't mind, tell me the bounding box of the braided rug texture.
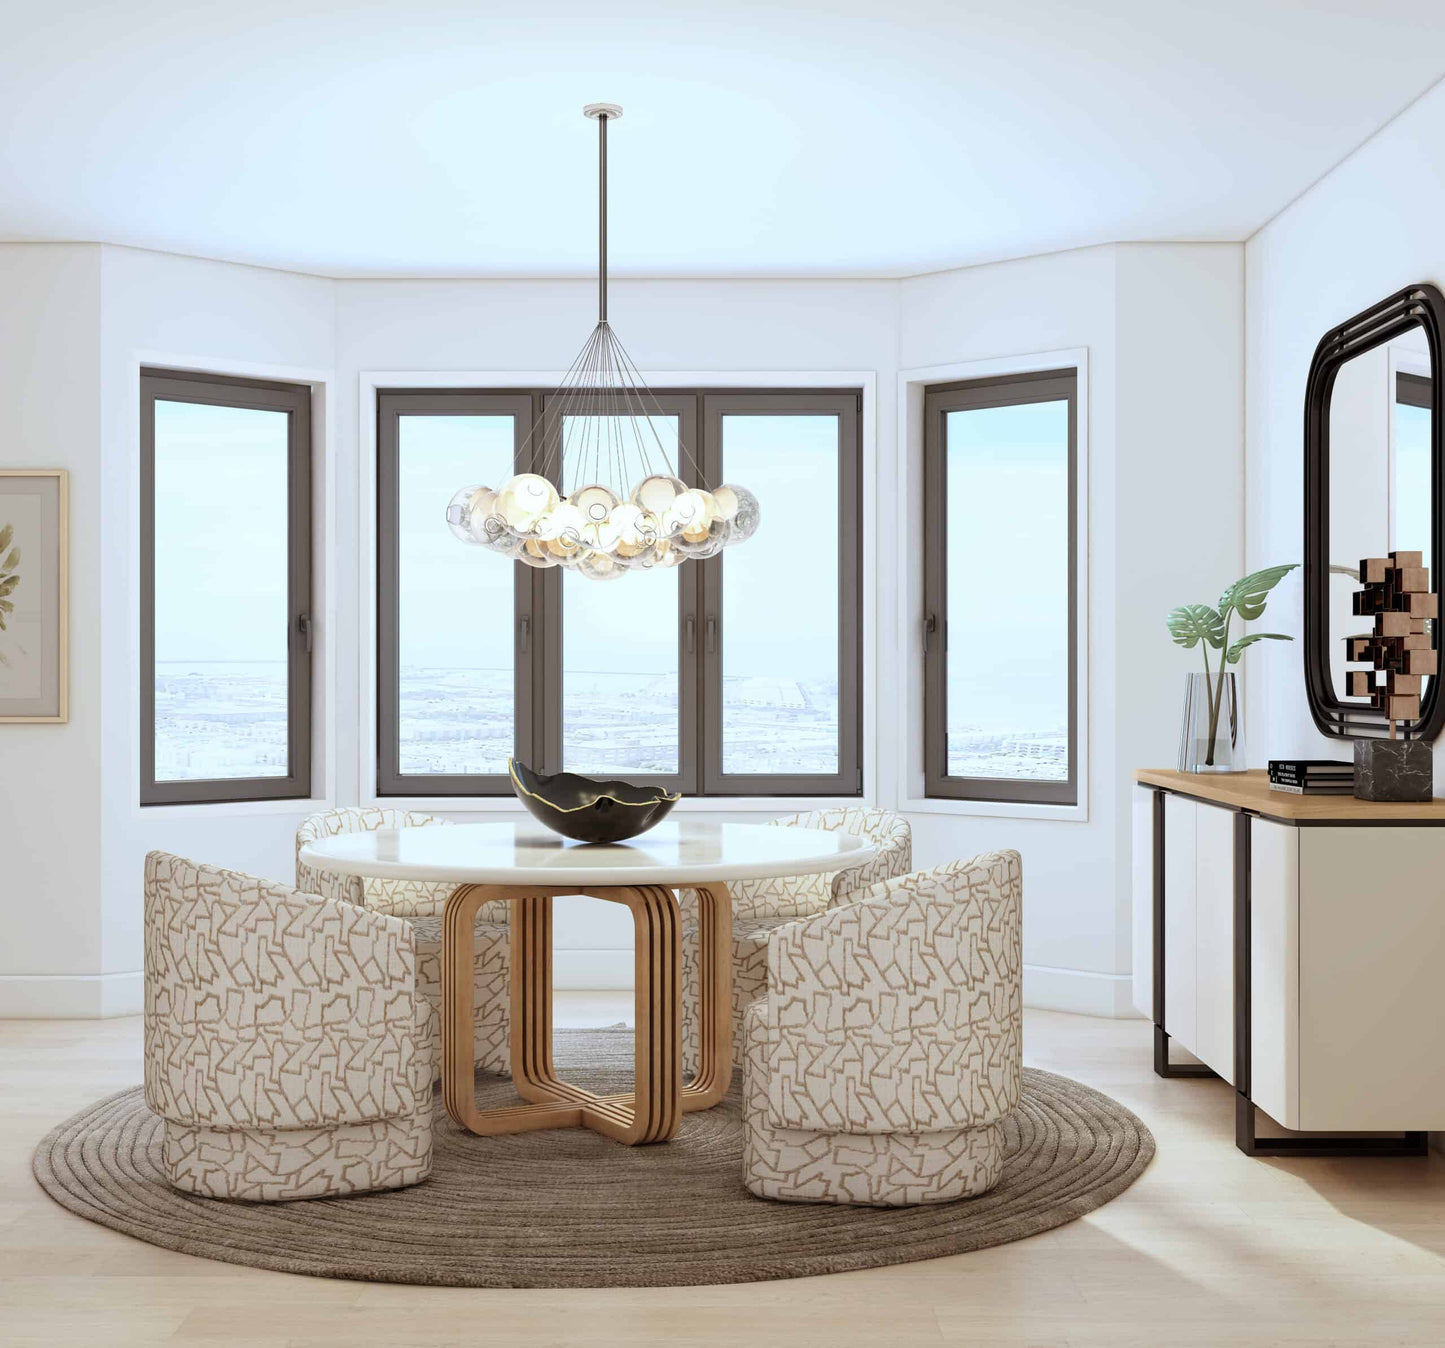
[33,1029,1153,1288]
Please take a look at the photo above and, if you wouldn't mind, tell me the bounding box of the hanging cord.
[598,112,608,325]
[508,104,714,500]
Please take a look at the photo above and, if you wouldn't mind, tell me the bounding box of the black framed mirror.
[1304,283,1445,741]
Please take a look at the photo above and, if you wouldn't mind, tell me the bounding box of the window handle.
[519,614,531,655]
[706,615,717,654]
[685,615,695,654]
[296,612,314,654]
[923,613,937,653]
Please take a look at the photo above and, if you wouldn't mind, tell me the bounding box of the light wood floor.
[4,1005,1445,1348]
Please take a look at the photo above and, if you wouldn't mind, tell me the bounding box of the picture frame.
[0,469,69,723]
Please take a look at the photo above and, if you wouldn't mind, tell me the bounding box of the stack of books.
[1267,759,1355,795]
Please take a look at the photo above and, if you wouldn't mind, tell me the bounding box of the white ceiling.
[3,0,1444,278]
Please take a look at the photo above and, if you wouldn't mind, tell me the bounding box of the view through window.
[141,370,312,804]
[377,388,861,796]
[396,413,516,777]
[720,414,840,776]
[923,370,1077,804]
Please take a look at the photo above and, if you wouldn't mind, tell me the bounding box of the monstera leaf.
[1225,632,1291,664]
[1167,604,1225,650]
[1219,563,1298,622]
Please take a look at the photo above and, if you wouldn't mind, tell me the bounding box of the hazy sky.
[153,399,290,663]
[153,397,1075,750]
[945,399,1070,735]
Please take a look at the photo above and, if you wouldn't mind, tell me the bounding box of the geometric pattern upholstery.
[741,851,1022,1206]
[410,916,510,1076]
[296,808,511,1077]
[741,1001,1006,1206]
[295,808,509,924]
[765,852,1022,1133]
[143,850,434,1201]
[719,809,914,922]
[680,810,912,1074]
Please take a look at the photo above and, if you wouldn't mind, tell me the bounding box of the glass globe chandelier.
[446,103,759,580]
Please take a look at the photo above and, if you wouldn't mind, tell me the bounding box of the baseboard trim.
[2,961,1141,1021]
[554,952,1139,1018]
[1023,964,1141,1019]
[0,972,143,1019]
[553,950,634,991]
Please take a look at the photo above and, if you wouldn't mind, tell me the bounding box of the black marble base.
[1353,738,1434,801]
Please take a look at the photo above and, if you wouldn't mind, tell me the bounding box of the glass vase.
[1178,671,1245,773]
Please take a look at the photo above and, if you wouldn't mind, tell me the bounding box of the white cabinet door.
[1131,788,1155,1018]
[1193,802,1235,1082]
[1299,827,1445,1130]
[1163,794,1197,1053]
[1249,818,1299,1128]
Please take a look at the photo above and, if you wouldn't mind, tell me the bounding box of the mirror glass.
[1328,323,1434,712]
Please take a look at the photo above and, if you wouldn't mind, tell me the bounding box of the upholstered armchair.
[296,808,510,1076]
[144,851,434,1201]
[742,851,1023,1206]
[680,809,912,1073]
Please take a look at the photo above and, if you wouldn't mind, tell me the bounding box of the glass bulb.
[446,484,487,543]
[577,550,625,581]
[571,483,619,523]
[632,474,687,517]
[567,486,621,553]
[711,485,740,522]
[609,502,660,556]
[497,473,559,534]
[728,485,761,542]
[518,537,558,568]
[662,488,711,538]
[538,500,585,545]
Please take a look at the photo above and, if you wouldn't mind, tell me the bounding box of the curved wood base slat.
[441,881,732,1146]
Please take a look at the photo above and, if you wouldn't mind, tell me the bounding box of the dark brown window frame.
[140,368,314,806]
[1398,369,1432,410]
[375,386,863,798]
[922,368,1078,805]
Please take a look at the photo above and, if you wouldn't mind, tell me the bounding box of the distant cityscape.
[154,661,1066,784]
[947,731,1068,782]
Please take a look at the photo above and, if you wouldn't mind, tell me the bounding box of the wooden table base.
[440,882,733,1145]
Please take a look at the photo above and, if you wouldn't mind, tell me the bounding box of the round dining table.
[298,818,877,1146]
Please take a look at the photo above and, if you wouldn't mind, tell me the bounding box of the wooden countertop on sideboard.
[1135,768,1445,822]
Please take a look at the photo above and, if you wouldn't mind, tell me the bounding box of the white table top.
[299,819,876,888]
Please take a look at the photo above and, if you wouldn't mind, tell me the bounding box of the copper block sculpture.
[1346,550,1437,800]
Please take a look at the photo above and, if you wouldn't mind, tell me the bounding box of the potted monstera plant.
[1167,564,1297,772]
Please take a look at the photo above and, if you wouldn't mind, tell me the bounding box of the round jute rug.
[33,1029,1153,1288]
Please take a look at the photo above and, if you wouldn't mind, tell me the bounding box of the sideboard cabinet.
[1132,769,1445,1156]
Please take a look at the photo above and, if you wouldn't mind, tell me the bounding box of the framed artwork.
[0,469,69,723]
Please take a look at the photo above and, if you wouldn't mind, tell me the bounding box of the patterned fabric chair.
[742,851,1023,1206]
[680,809,911,1073]
[296,808,510,1076]
[144,851,434,1201]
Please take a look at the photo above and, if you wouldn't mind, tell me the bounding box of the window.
[1394,371,1432,572]
[922,369,1078,804]
[141,369,313,804]
[376,388,862,797]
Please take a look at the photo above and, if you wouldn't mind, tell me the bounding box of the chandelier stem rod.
[598,112,608,324]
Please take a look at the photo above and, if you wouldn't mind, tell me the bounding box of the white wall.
[93,248,338,1014]
[1245,79,1445,777]
[0,246,106,1015]
[336,276,899,976]
[1,237,1248,1017]
[900,242,1244,1017]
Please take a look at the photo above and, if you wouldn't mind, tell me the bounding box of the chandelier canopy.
[446,104,759,581]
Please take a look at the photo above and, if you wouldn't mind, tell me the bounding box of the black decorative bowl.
[508,759,679,844]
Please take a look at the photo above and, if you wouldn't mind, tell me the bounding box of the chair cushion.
[740,1001,1006,1207]
[144,852,422,1132]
